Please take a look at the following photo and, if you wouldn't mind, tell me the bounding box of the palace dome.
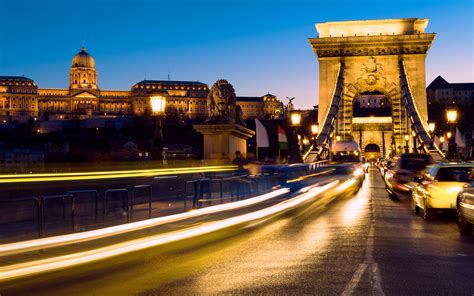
[72,47,95,68]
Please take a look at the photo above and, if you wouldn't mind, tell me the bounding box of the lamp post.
[428,120,436,149]
[446,106,458,159]
[411,130,417,153]
[289,110,302,163]
[150,95,167,148]
[311,123,319,149]
[404,134,410,153]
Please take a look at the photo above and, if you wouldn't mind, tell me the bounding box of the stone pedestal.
[194,124,255,160]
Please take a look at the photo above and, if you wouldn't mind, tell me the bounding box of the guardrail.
[0,163,329,244]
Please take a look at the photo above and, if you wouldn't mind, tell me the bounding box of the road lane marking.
[370,263,384,296]
[341,263,368,296]
[341,169,385,296]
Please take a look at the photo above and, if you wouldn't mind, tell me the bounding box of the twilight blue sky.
[1,0,473,108]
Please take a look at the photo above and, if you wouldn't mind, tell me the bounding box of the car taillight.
[395,183,410,191]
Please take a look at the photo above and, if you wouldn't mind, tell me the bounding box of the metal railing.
[0,163,329,244]
[0,171,281,243]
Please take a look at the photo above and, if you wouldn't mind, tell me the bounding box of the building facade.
[0,47,282,122]
[427,76,474,105]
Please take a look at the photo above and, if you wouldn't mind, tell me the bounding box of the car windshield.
[332,151,360,163]
[399,158,430,171]
[436,167,474,182]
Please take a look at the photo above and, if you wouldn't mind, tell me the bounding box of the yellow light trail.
[0,165,237,184]
[286,168,335,183]
[0,188,289,256]
[336,178,356,192]
[0,180,342,281]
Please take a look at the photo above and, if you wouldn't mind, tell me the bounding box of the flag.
[442,139,449,151]
[255,118,269,148]
[278,125,288,150]
[455,127,466,148]
[434,135,441,148]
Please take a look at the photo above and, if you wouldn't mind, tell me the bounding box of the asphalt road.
[2,168,474,295]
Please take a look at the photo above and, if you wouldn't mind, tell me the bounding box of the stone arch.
[365,143,380,152]
[339,74,402,137]
[364,143,382,160]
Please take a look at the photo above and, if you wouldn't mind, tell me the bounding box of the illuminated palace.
[0,48,282,122]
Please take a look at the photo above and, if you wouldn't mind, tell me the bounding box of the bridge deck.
[2,168,473,295]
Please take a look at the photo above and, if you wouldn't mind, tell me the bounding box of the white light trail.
[0,181,341,281]
[0,188,289,256]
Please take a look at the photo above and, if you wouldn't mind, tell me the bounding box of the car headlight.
[447,186,463,195]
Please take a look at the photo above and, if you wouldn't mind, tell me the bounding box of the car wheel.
[411,196,419,214]
[456,205,472,235]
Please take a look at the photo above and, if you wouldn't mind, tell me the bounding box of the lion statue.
[207,79,239,124]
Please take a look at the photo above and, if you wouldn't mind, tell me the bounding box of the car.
[385,153,434,199]
[379,159,392,180]
[456,182,474,235]
[411,163,474,220]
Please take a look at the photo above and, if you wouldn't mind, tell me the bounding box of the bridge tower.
[309,19,442,158]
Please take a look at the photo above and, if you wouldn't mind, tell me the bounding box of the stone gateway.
[309,18,442,158]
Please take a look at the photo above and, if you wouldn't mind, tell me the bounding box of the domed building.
[70,47,98,90]
[1,46,281,122]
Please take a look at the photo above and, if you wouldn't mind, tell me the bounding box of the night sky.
[1,0,473,108]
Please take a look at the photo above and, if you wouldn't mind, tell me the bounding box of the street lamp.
[289,110,302,163]
[311,124,319,136]
[428,120,436,149]
[445,106,458,159]
[291,111,301,127]
[404,134,410,153]
[446,107,458,124]
[311,123,319,150]
[150,95,167,148]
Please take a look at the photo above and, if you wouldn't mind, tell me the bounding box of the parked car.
[411,163,474,220]
[385,153,434,199]
[376,157,385,168]
[456,182,474,235]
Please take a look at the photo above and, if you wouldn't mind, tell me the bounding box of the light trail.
[0,165,236,179]
[0,188,289,256]
[286,168,335,183]
[0,165,237,184]
[336,178,357,192]
[0,181,341,281]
